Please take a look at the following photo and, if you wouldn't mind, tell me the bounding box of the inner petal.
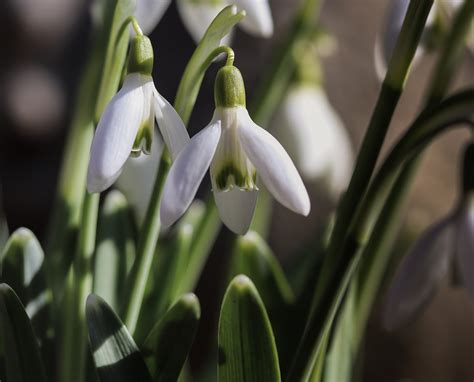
[210,110,257,192]
[131,81,155,157]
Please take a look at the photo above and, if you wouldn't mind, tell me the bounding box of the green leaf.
[94,191,136,311]
[142,294,201,382]
[174,5,245,123]
[86,294,153,382]
[0,283,47,382]
[47,0,135,298]
[218,275,281,382]
[0,228,51,336]
[230,231,294,309]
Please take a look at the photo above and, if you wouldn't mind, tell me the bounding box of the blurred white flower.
[135,0,273,42]
[116,131,164,224]
[384,144,474,330]
[160,66,309,234]
[273,85,353,198]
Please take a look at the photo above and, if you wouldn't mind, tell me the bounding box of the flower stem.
[287,0,434,380]
[122,154,170,334]
[353,0,474,349]
[59,192,100,382]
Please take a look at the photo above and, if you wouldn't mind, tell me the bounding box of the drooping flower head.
[273,46,353,198]
[87,21,189,193]
[384,142,474,330]
[160,59,310,234]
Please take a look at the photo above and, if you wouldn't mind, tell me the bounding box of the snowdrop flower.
[273,84,353,198]
[383,143,474,331]
[135,0,273,43]
[160,63,310,234]
[87,29,189,193]
[374,0,438,80]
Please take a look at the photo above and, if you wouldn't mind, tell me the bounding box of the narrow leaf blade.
[94,191,136,311]
[142,293,201,382]
[230,231,294,308]
[0,283,47,382]
[86,294,153,382]
[218,275,281,382]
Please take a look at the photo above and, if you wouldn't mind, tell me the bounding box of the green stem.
[59,192,100,382]
[123,154,170,334]
[353,0,474,349]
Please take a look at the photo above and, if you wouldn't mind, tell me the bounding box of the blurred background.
[0,0,473,380]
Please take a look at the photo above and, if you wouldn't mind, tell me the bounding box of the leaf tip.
[179,293,201,318]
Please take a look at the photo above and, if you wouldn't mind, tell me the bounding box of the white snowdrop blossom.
[384,145,474,330]
[160,65,310,234]
[135,0,273,43]
[273,85,353,198]
[87,34,189,193]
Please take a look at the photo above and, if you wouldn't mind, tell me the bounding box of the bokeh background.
[0,0,473,380]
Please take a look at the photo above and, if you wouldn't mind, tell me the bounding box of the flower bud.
[127,35,154,76]
[214,65,246,108]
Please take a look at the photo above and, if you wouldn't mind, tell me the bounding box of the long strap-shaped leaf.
[0,283,46,382]
[218,275,281,382]
[142,293,201,382]
[86,294,153,382]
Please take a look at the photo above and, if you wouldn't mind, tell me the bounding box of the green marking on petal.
[214,162,257,191]
[132,121,153,156]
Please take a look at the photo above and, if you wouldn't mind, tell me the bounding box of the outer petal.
[134,0,171,34]
[153,89,190,161]
[455,196,474,299]
[116,131,164,224]
[176,0,231,45]
[234,0,273,37]
[213,188,257,235]
[87,74,148,193]
[383,216,456,331]
[237,108,310,216]
[160,121,221,228]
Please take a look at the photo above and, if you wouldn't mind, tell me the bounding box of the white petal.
[237,108,310,216]
[87,74,150,193]
[383,216,455,331]
[213,188,257,235]
[160,121,221,227]
[153,89,190,161]
[116,131,164,224]
[455,197,474,299]
[234,0,273,37]
[134,0,171,34]
[176,0,226,44]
